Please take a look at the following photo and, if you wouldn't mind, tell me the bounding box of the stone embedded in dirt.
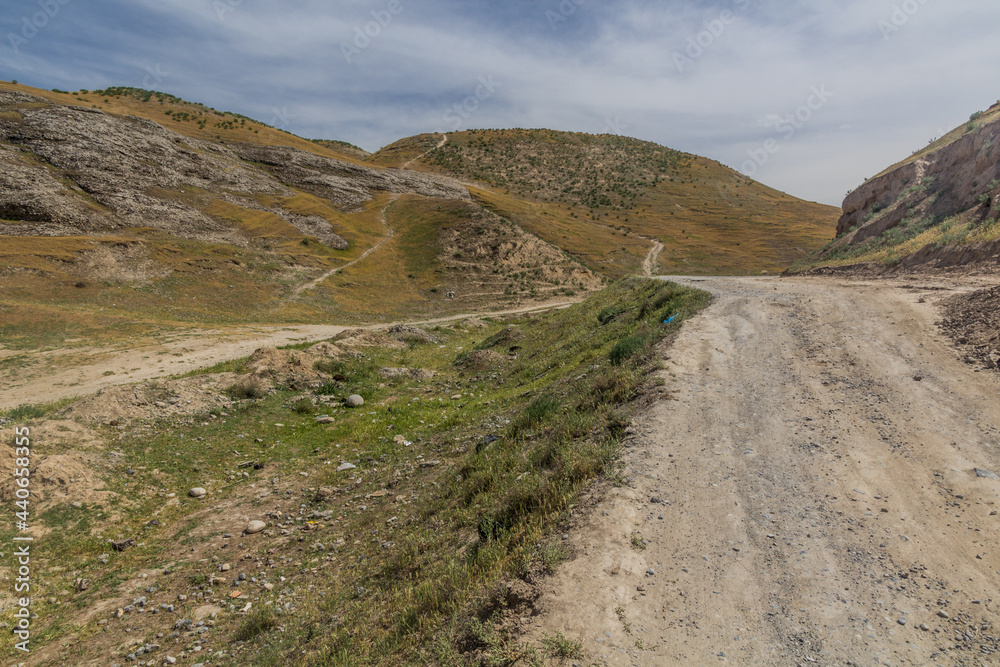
[314,415,336,424]
[920,622,930,631]
[111,538,136,552]
[897,617,907,626]
[346,395,365,408]
[975,468,1000,480]
[337,462,357,472]
[938,610,950,619]
[245,520,267,535]
[314,487,336,501]
[189,487,207,499]
[220,563,231,572]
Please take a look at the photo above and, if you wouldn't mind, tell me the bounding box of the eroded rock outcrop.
[0,91,467,247]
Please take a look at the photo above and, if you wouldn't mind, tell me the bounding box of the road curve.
[528,276,1000,666]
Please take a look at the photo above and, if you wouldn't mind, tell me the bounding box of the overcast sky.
[1,0,998,206]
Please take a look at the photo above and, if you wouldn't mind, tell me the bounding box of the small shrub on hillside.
[292,397,314,415]
[597,306,621,324]
[228,376,267,400]
[234,610,277,643]
[609,333,652,366]
[315,381,339,396]
[3,404,46,421]
[525,395,560,426]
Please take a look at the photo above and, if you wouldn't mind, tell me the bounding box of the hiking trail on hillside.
[290,195,400,298]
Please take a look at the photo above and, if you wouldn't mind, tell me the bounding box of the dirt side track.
[529,276,1000,666]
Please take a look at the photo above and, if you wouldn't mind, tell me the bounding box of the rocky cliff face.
[0,91,467,247]
[835,102,1000,248]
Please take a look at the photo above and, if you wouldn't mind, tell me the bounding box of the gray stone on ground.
[346,395,364,408]
[189,487,207,499]
[975,468,1000,480]
[337,462,357,472]
[245,521,267,535]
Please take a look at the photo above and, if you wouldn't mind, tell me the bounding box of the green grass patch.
[27,278,708,665]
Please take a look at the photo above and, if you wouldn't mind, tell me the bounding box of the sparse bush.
[227,376,267,400]
[609,333,651,366]
[3,404,46,421]
[292,397,314,414]
[597,306,620,324]
[315,381,339,396]
[234,609,277,642]
[542,631,584,659]
[525,394,559,426]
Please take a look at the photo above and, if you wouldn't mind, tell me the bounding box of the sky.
[1,0,999,206]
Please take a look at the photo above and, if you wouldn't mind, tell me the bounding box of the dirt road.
[0,301,577,410]
[529,276,1000,666]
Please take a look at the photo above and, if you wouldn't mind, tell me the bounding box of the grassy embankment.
[0,278,709,665]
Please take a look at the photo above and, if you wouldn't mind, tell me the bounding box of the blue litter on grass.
[664,314,678,324]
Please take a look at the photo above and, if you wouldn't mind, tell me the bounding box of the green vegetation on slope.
[420,129,692,211]
[2,279,710,665]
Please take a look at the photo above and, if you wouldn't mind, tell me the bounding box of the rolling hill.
[0,81,838,352]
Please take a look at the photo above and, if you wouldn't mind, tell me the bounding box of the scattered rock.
[111,538,136,552]
[337,462,357,472]
[245,520,267,535]
[897,617,907,626]
[314,416,336,424]
[346,395,365,408]
[314,487,336,501]
[938,610,950,619]
[188,487,207,499]
[975,468,1000,480]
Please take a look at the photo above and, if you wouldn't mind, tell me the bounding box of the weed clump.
[227,376,267,400]
[234,610,277,643]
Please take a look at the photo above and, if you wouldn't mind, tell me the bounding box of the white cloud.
[3,0,1000,206]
